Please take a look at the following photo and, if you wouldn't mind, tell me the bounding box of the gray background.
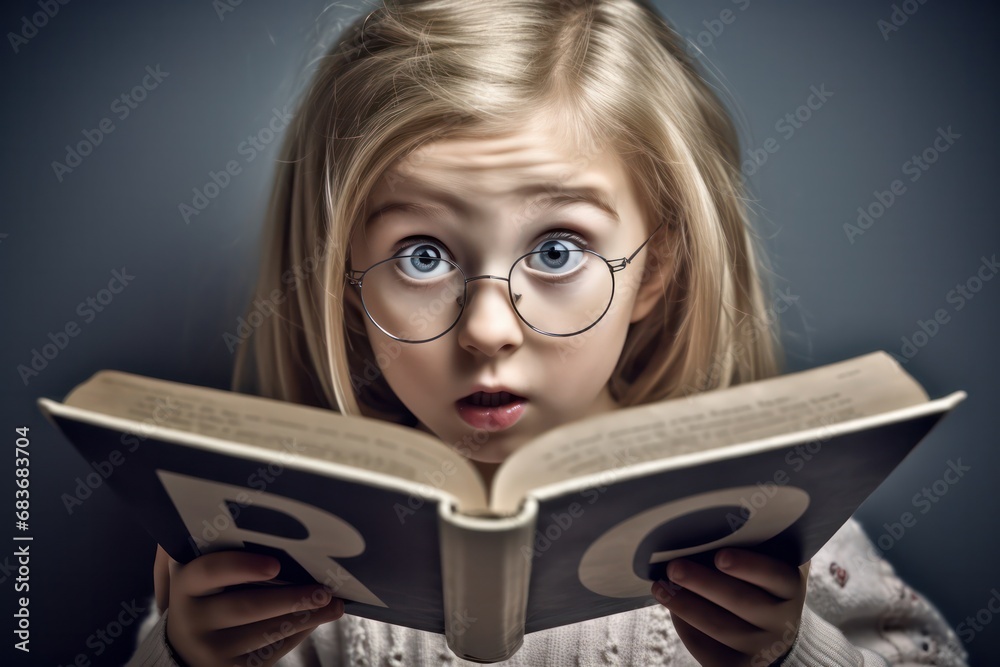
[2,0,997,664]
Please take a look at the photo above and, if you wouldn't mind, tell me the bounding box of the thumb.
[153,544,172,613]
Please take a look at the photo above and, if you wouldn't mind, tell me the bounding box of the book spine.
[437,497,538,663]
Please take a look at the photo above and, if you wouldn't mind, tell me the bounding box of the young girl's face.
[348,116,662,466]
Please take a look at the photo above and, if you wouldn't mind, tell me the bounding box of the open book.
[37,352,964,663]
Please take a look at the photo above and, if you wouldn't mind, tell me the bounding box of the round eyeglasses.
[346,221,664,344]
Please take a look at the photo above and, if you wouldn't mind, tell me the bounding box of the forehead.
[366,123,639,220]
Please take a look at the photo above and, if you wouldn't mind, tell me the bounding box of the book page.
[491,352,929,512]
[63,371,489,510]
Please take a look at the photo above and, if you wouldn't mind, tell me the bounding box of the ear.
[343,277,372,339]
[629,254,668,324]
[344,280,364,313]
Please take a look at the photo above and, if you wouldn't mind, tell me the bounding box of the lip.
[455,386,529,432]
[464,384,526,398]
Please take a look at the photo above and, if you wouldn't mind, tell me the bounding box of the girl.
[128,1,967,665]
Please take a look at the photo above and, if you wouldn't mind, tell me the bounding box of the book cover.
[36,352,965,661]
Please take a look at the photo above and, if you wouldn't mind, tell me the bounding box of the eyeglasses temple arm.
[609,220,667,273]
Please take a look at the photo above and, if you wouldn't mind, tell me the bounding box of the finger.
[666,558,782,629]
[212,598,344,658]
[653,580,763,655]
[175,551,281,597]
[670,614,746,666]
[714,549,804,601]
[234,626,316,667]
[154,545,171,613]
[197,583,338,630]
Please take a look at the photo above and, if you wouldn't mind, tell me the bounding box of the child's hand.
[153,545,344,667]
[651,549,809,667]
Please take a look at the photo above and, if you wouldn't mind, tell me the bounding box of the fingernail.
[668,562,684,582]
[652,579,674,602]
[314,588,331,605]
[260,558,280,577]
[716,550,733,570]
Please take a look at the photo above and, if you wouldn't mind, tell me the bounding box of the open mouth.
[459,391,525,407]
[455,391,528,431]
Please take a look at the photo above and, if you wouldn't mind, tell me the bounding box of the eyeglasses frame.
[346,220,666,344]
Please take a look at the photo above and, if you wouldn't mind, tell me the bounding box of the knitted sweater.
[126,519,968,666]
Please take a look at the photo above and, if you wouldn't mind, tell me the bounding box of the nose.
[456,275,524,357]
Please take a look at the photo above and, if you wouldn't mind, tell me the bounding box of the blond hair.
[233,0,782,423]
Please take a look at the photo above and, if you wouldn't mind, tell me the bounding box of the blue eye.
[394,240,455,280]
[524,235,587,274]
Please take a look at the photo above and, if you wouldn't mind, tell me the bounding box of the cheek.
[370,330,448,401]
[543,315,630,396]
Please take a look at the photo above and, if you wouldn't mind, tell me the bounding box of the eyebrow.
[517,185,621,225]
[364,184,621,226]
